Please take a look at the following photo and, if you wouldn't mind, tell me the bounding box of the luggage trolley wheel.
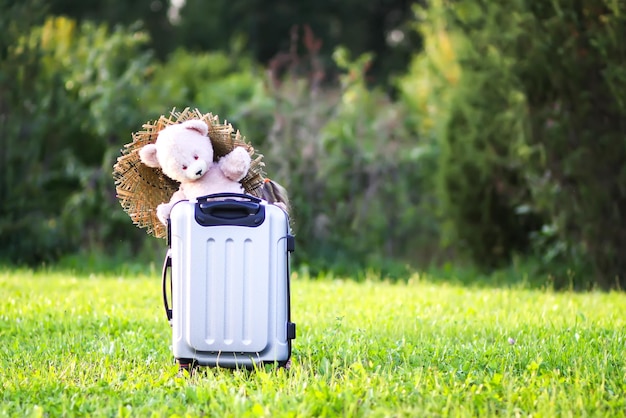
[177,358,197,376]
[281,358,292,371]
[176,357,292,375]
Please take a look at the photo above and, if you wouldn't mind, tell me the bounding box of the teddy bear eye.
[182,165,188,170]
[194,155,199,160]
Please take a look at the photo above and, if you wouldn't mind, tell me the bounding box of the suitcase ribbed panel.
[170,199,291,366]
[188,232,270,353]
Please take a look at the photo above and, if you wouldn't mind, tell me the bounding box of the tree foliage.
[520,1,626,288]
[3,0,626,289]
[47,0,420,84]
[400,0,626,287]
[0,12,154,263]
[46,0,175,59]
[261,41,437,275]
[400,0,543,268]
[0,11,284,265]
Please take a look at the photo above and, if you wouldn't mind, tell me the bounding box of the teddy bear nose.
[186,160,207,179]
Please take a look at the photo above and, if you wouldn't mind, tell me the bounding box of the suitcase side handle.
[196,193,262,203]
[162,250,173,326]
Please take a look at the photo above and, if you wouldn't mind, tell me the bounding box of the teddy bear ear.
[138,144,161,168]
[181,119,209,137]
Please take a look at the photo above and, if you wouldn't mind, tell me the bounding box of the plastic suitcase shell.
[162,193,295,369]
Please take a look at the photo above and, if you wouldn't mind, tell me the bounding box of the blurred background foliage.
[1,0,625,289]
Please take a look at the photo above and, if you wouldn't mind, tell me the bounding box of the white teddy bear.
[139,119,251,225]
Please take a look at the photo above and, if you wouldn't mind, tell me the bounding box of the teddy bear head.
[139,119,214,183]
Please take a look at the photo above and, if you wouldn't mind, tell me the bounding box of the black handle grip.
[199,200,260,217]
[195,198,266,227]
[162,250,172,325]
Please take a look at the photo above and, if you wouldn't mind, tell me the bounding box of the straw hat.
[113,108,266,239]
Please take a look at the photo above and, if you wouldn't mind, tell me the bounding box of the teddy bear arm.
[168,189,187,204]
[156,203,173,225]
[155,190,187,225]
[218,147,251,182]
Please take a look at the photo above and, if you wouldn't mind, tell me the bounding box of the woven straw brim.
[113,108,266,239]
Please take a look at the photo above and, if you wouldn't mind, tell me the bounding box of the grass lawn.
[1,267,625,417]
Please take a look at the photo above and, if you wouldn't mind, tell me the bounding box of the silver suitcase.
[162,193,295,370]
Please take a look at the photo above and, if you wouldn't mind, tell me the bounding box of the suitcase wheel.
[177,359,196,377]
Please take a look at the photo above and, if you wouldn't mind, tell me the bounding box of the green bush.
[141,37,441,275]
[0,15,153,263]
[0,11,438,274]
[140,44,274,141]
[399,0,543,269]
[519,1,626,288]
[263,44,439,276]
[400,0,626,288]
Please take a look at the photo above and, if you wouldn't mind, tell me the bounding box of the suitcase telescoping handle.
[195,193,265,227]
[162,250,173,325]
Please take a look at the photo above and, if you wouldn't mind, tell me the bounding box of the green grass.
[1,268,625,417]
